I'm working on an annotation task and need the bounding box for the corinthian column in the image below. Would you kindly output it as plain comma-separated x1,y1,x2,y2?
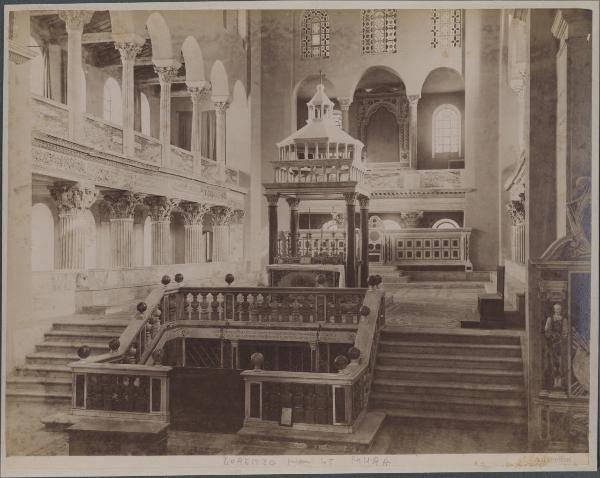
154,64,180,167
115,40,144,157
338,97,352,133
58,10,93,140
213,98,229,180
103,191,144,268
145,196,180,265
407,94,420,169
180,202,209,263
210,206,234,262
50,182,98,269
188,82,211,158
229,209,246,262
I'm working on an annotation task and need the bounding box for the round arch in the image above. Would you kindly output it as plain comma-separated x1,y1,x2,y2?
431,218,460,229
292,74,338,131
419,67,464,96
32,203,55,271
146,13,173,61
181,36,206,84
210,60,229,99
349,65,406,99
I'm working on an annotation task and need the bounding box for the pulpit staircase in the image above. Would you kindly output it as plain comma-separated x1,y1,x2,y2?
5,313,130,401
369,327,527,425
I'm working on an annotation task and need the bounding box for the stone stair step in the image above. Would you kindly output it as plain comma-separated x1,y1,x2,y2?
380,331,520,345
374,365,523,385
375,408,526,425
15,364,72,379
6,375,72,394
5,389,71,402
36,341,108,355
376,352,523,370
44,330,120,343
369,391,525,408
25,352,79,366
80,303,136,315
52,320,129,334
378,341,522,358
370,398,526,418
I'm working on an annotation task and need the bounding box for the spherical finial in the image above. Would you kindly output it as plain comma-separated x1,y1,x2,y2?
334,354,349,372
108,338,120,352
347,346,361,361
360,305,371,317
225,273,235,286
77,345,91,359
174,273,184,283
161,275,171,286
137,302,148,314
250,352,265,370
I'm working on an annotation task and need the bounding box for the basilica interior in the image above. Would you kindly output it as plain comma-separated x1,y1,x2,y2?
4,7,593,457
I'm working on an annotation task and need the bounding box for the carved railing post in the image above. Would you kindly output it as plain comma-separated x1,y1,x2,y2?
50,182,98,269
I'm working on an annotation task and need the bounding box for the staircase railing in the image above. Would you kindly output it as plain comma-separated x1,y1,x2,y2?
240,289,385,431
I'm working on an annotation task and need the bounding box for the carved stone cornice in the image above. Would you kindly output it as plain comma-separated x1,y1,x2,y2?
398,211,424,228
8,40,38,65
103,190,144,219
115,41,143,63
145,196,180,222
49,182,98,215
154,65,180,85
58,10,94,32
209,205,235,226
179,201,210,226
286,197,301,210
370,189,471,199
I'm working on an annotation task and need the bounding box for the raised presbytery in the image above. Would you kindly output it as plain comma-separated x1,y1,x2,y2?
4,7,593,456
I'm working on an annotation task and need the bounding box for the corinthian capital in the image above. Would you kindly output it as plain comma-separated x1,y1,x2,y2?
145,196,180,222
154,65,180,85
398,211,423,228
209,205,235,226
188,81,211,103
115,41,144,63
103,191,144,219
338,97,353,111
58,10,94,32
180,201,210,226
407,94,421,107
49,182,98,215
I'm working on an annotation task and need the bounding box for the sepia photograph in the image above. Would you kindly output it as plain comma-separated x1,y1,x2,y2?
1,1,597,475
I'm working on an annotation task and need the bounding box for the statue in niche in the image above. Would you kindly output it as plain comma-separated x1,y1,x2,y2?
566,176,591,257
544,303,569,390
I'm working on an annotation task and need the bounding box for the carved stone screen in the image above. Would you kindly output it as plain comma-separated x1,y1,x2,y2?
430,9,462,48
362,10,397,54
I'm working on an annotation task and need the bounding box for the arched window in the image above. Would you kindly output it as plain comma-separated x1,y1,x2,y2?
140,92,151,135
103,77,122,125
361,10,397,54
432,104,461,157
432,218,460,229
301,10,330,59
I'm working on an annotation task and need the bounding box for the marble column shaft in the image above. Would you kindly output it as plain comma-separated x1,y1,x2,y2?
104,191,143,268
210,205,234,262
338,98,352,133
359,197,370,288
287,198,300,256
59,11,93,140
408,95,420,169
214,99,229,179
155,65,179,167
266,195,279,264
180,201,209,263
345,193,357,288
116,41,143,157
146,196,179,265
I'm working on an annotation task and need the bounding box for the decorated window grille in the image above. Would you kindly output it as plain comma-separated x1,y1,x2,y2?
301,10,330,59
432,105,461,157
430,9,462,48
362,10,397,54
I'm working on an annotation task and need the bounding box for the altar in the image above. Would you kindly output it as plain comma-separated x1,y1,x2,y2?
266,264,346,288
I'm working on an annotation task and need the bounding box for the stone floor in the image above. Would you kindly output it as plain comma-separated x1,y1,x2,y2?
383,281,485,328
5,400,527,456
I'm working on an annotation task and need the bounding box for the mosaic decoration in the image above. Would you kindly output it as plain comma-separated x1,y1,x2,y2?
301,10,330,59
430,9,462,48
362,10,397,54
